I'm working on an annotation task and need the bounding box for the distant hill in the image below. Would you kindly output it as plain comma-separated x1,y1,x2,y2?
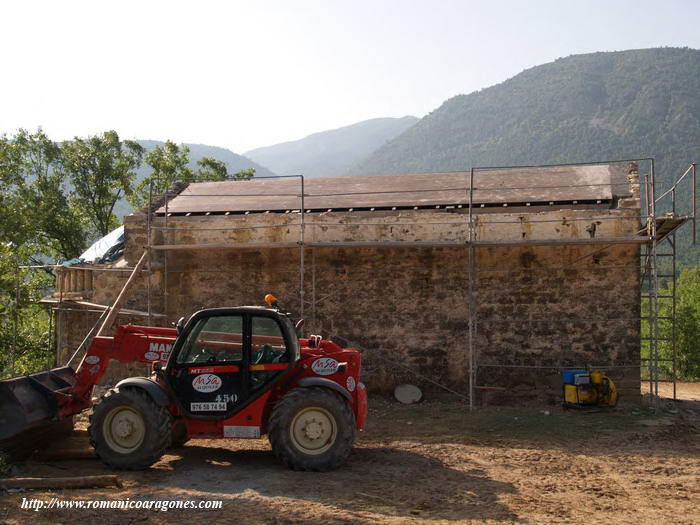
135,140,275,179
352,48,700,181
114,141,275,217
244,116,419,178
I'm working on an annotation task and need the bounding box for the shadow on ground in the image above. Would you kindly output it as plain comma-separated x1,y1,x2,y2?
158,443,520,522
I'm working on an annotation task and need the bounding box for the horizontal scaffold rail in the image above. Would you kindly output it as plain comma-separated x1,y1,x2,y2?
148,236,653,251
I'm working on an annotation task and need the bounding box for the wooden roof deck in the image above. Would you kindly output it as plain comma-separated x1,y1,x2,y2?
156,164,633,215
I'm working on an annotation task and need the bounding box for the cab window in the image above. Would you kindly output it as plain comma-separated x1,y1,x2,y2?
251,316,288,365
176,315,244,364
250,316,288,390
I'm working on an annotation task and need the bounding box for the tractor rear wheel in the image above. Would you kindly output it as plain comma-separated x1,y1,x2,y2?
268,387,355,471
88,386,172,470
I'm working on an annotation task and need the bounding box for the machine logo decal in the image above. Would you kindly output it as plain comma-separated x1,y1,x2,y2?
149,342,172,362
190,402,227,411
346,376,356,392
192,373,222,393
84,355,100,365
311,357,339,376
144,351,160,361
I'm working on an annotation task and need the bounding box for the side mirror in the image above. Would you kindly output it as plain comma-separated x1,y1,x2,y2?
176,316,186,336
150,360,162,374
294,319,305,338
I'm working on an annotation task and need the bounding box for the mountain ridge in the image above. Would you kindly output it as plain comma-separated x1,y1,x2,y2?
351,47,700,179
244,116,418,178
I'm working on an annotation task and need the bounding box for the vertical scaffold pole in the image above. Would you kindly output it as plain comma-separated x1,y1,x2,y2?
468,168,475,411
312,247,316,332
299,176,305,327
147,181,153,326
11,266,20,377
671,187,677,401
693,163,697,244
164,185,169,320
649,159,659,403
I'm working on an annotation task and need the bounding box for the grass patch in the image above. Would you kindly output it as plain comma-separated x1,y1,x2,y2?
366,399,657,446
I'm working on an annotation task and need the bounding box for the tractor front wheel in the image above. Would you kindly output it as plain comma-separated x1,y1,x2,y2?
169,418,189,449
268,387,355,471
89,387,172,470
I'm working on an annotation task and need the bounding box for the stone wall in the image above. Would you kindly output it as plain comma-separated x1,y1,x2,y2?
150,243,639,402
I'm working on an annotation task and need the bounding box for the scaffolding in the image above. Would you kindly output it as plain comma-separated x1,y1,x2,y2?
130,159,695,409
16,159,694,409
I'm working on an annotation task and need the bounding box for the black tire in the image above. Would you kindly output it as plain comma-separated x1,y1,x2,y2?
169,418,189,449
88,386,172,470
268,387,356,471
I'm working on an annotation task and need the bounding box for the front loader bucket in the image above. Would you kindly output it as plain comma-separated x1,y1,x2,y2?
0,367,77,457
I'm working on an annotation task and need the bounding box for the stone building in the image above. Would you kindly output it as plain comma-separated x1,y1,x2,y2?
51,162,678,404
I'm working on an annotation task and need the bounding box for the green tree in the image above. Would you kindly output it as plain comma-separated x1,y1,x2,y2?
0,133,31,247
645,266,700,381
61,130,144,236
657,267,700,380
129,141,192,208
129,141,255,208
0,129,88,260
196,159,255,181
196,156,228,180
0,242,53,378
229,167,255,180
0,130,78,377
13,129,88,259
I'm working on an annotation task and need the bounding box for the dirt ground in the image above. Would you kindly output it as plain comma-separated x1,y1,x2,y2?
1,383,698,525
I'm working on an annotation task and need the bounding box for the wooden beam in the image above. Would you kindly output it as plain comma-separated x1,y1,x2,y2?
150,242,300,251
39,298,165,318
149,236,653,251
97,251,148,336
69,300,165,318
40,449,97,461
0,475,122,490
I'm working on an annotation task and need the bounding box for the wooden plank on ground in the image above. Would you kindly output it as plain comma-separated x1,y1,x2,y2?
0,475,123,490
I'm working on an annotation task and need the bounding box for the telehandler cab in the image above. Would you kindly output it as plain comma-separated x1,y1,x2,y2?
0,295,367,471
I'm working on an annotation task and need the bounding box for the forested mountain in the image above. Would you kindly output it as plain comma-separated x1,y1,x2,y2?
352,47,700,267
244,116,418,178
353,48,700,183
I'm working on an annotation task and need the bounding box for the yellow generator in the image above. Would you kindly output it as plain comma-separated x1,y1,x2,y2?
562,369,618,409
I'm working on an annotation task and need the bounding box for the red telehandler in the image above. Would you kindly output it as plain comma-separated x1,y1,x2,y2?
0,295,367,471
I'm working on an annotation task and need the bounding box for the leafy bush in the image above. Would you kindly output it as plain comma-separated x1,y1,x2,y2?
0,244,54,379
643,265,700,381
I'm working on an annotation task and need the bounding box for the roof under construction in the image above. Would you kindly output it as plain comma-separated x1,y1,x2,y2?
156,163,634,216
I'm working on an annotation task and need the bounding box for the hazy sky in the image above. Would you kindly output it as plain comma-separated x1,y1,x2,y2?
2,0,699,153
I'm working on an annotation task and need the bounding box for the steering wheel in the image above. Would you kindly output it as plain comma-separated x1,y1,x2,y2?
192,347,216,363
252,344,274,365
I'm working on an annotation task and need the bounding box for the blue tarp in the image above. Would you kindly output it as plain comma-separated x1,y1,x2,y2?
79,226,125,263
